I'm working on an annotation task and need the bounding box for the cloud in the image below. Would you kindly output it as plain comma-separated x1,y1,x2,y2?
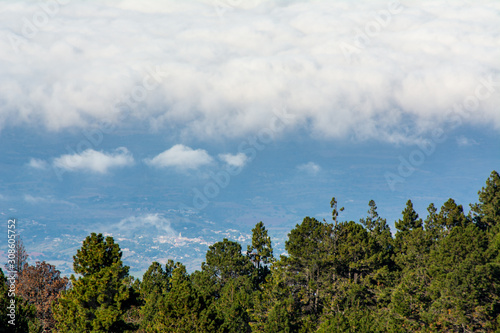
456,135,478,147
297,162,321,175
219,152,249,168
0,0,499,143
24,194,76,207
107,214,176,238
145,144,213,170
28,158,49,170
53,147,134,174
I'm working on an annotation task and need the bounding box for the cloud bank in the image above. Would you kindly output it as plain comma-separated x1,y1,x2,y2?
1,0,499,143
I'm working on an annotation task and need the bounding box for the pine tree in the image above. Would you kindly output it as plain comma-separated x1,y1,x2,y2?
424,203,440,237
148,263,207,332
283,216,335,328
360,200,394,272
216,278,252,333
193,239,255,332
426,223,499,331
139,261,171,332
203,238,254,288
395,200,422,233
394,200,427,269
53,233,138,332
360,200,379,232
250,261,297,332
437,198,468,231
247,221,274,286
330,197,344,226
471,170,500,232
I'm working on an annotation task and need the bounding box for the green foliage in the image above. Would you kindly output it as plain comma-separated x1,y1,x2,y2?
250,262,297,332
204,238,255,288
144,263,207,332
438,198,469,230
191,238,256,332
0,268,38,333
247,221,274,285
395,199,422,233
472,170,500,232
73,232,124,276
20,170,500,333
139,261,171,331
330,196,344,225
426,223,499,331
284,217,334,321
317,307,380,333
53,233,138,332
334,221,373,280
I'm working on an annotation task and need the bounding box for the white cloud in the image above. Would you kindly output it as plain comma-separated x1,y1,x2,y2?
297,162,321,175
28,158,48,170
0,0,499,143
24,194,76,206
145,144,213,170
108,214,176,238
456,135,478,147
219,152,249,168
53,147,134,174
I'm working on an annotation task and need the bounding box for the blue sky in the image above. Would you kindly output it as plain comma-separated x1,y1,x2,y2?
0,0,499,275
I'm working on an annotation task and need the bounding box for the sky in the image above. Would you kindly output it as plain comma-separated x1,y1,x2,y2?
0,0,499,275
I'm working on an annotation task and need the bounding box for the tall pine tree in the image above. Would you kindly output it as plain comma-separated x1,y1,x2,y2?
53,233,138,332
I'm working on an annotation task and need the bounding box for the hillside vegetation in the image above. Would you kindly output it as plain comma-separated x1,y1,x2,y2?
2,171,500,332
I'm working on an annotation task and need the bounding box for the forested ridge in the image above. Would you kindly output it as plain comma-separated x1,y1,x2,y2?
2,170,500,332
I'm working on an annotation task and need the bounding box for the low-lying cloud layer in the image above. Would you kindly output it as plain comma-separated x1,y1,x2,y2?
1,0,499,143
106,213,177,238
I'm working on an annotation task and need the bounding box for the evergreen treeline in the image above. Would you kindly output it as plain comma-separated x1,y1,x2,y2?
2,170,500,332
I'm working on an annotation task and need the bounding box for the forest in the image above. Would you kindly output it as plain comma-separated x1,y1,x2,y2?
1,170,500,333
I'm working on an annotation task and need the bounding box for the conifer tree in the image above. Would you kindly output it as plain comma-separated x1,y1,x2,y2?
394,200,427,269
283,216,335,328
330,197,344,226
360,199,379,232
152,263,207,332
395,199,422,233
247,221,274,286
437,198,468,231
203,238,254,288
192,239,255,331
360,200,394,272
139,261,171,331
471,170,500,232
53,233,138,332
424,203,440,235
426,223,499,331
